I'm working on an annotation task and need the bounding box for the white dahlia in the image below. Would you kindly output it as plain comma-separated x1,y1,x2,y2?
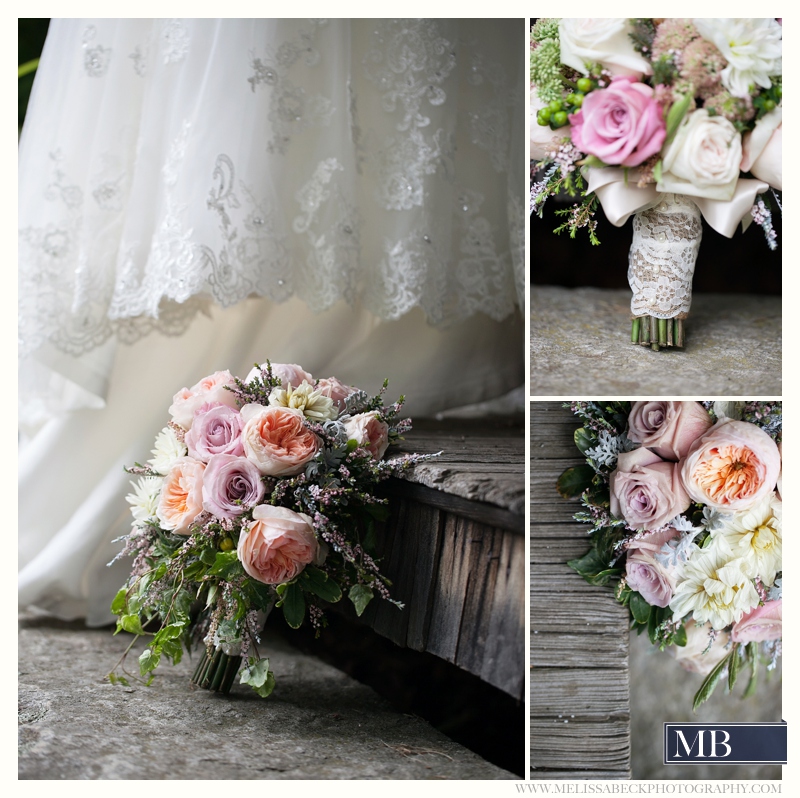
149,426,187,474
126,476,164,523
268,380,336,421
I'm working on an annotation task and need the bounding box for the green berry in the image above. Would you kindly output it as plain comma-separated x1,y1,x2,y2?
220,537,234,551
572,92,584,108
764,99,776,111
548,99,562,113
537,107,552,125
565,93,576,105
553,110,568,127
775,85,782,99
577,77,593,93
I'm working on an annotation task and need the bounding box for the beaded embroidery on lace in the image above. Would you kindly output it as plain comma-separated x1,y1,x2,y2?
19,20,522,362
628,194,703,319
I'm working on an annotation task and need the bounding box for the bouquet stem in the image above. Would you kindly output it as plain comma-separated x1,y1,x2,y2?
191,647,242,694
633,315,685,350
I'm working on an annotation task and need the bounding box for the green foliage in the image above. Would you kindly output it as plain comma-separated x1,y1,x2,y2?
240,658,276,698
556,464,595,498
349,584,374,617
664,94,693,146
299,567,342,603
280,582,306,628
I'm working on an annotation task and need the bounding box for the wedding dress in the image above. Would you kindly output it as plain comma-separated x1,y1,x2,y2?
19,19,525,624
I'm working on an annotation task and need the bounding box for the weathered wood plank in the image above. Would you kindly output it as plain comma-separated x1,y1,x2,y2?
531,632,628,669
531,668,630,719
426,515,473,664
530,402,631,779
478,530,526,697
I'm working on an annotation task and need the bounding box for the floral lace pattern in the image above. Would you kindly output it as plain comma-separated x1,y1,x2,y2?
20,19,523,364
628,194,703,319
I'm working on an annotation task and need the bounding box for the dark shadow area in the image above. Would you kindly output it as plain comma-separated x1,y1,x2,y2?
269,610,525,777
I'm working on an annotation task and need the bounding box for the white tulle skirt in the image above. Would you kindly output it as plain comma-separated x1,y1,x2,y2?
19,18,525,624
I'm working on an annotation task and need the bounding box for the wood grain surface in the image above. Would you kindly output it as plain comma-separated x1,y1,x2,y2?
530,402,631,779
334,417,526,699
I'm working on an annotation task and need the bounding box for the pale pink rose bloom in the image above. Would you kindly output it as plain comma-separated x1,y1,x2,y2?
238,505,319,585
731,600,782,644
156,457,206,534
673,621,730,676
625,527,682,608
241,404,320,476
610,448,691,530
245,363,313,390
316,376,356,412
185,403,244,462
569,76,666,167
169,370,239,430
344,411,390,460
741,110,782,190
680,419,781,512
627,401,713,461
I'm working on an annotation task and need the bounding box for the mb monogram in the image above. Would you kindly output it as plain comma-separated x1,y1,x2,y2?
664,722,787,765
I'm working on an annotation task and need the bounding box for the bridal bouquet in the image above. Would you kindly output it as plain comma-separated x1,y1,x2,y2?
558,401,781,709
531,19,782,350
109,362,436,697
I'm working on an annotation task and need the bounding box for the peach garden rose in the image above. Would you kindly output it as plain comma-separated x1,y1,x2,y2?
241,404,320,476
156,457,206,534
238,505,319,585
680,419,781,512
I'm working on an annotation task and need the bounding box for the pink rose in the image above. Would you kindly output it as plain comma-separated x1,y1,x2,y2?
569,76,666,167
344,411,390,460
185,403,244,463
202,454,265,519
238,505,319,585
625,527,682,608
169,370,239,430
627,401,713,461
241,404,320,476
245,363,313,390
673,621,730,676
610,448,691,530
731,600,782,644
156,457,206,534
316,377,357,413
680,419,781,512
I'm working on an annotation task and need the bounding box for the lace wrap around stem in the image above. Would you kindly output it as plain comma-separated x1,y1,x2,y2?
628,193,702,320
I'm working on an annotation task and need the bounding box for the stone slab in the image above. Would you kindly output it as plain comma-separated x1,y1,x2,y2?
18,614,515,780
531,287,781,395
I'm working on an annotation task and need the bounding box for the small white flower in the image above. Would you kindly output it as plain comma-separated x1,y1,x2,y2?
149,426,187,474
126,476,163,523
694,18,782,98
670,546,759,630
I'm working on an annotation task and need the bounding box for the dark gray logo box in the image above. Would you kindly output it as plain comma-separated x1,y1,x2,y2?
664,721,787,765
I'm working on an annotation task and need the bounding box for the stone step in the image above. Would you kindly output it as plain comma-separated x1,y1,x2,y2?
18,613,516,780
531,286,781,395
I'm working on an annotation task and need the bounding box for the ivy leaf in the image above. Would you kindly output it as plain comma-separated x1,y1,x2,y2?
673,624,687,647
629,591,651,625
281,582,306,629
111,588,128,616
119,614,145,636
199,547,218,566
240,658,276,698
567,548,622,587
693,650,733,712
556,464,594,498
349,584,374,617
207,550,242,579
139,648,161,676
300,567,342,603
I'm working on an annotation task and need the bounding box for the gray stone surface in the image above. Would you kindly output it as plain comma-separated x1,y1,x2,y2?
18,614,515,780
531,287,781,395
629,630,782,781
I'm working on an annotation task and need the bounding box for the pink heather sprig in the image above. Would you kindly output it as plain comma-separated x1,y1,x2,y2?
548,140,583,180
751,199,777,251
168,420,186,444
